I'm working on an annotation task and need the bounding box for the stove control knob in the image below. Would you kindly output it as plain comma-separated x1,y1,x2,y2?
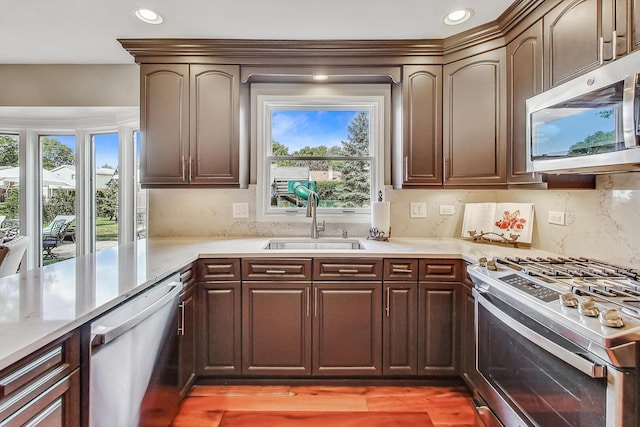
486,260,498,271
560,293,579,308
578,299,600,317
599,309,625,328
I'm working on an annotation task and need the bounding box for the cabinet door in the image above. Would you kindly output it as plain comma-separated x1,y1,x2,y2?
197,281,241,375
140,64,190,186
506,21,544,185
178,284,196,397
544,0,603,89
383,282,417,375
402,65,443,186
313,282,382,376
418,282,460,376
443,48,507,186
190,65,240,185
242,282,312,375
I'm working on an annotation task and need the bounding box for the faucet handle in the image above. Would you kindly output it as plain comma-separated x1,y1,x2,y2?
318,220,326,232
342,230,348,239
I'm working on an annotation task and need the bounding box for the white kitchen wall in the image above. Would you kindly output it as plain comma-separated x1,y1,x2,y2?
149,172,640,267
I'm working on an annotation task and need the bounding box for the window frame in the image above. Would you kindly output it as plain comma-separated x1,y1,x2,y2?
253,83,389,223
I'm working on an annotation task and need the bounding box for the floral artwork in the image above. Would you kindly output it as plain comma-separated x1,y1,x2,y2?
495,210,527,231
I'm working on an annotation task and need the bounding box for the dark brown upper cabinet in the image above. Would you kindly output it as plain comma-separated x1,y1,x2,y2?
543,0,603,89
506,21,544,185
140,64,240,188
402,65,443,186
443,48,507,187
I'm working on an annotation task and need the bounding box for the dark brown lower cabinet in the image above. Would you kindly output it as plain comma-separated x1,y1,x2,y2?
418,282,460,376
198,281,242,375
242,282,312,375
383,282,418,375
0,331,81,427
313,282,382,376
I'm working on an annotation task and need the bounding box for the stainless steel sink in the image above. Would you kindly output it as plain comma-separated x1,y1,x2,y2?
264,238,365,250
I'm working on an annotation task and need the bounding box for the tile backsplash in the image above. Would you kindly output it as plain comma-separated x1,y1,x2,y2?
149,173,640,267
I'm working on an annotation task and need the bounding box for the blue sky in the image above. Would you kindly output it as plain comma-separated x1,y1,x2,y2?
47,133,121,169
533,108,616,156
271,110,365,151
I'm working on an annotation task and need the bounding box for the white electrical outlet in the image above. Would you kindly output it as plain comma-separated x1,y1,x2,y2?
548,210,565,226
410,202,427,218
439,205,455,216
232,202,249,219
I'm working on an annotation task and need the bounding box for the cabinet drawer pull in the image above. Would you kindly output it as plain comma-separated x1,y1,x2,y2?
181,156,186,181
265,270,286,274
338,269,359,274
189,156,193,181
599,36,605,65
392,269,413,274
404,156,409,182
306,288,310,318
612,30,617,60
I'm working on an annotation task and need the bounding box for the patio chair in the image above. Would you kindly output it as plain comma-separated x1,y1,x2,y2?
42,219,69,259
0,235,30,277
42,215,75,234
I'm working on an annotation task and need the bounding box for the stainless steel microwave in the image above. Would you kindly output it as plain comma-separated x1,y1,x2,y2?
526,50,640,174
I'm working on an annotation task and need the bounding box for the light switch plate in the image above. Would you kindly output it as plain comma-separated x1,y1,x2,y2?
439,205,455,215
232,202,249,219
410,202,427,218
548,210,565,225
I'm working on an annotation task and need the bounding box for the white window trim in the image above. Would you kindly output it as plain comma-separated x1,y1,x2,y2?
252,83,390,223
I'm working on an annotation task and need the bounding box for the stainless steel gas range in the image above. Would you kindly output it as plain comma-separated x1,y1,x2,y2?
468,256,640,427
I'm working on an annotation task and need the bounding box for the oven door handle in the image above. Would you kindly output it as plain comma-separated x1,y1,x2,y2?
477,291,608,379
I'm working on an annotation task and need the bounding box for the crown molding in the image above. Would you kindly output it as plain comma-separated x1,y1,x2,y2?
119,0,544,63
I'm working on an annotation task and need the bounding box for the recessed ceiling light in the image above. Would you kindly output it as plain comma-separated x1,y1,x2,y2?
444,9,473,25
134,8,163,25
312,74,329,81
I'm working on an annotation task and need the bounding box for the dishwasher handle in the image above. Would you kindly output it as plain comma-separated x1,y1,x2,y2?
91,280,181,349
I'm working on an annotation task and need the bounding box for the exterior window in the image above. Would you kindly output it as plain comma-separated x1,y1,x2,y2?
0,134,21,232
135,130,147,239
41,134,76,265
93,133,119,252
255,84,388,223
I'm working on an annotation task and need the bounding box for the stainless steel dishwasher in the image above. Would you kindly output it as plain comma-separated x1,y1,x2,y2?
89,274,182,427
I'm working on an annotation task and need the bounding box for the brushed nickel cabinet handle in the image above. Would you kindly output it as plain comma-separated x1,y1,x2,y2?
178,301,185,336
612,30,617,60
404,156,409,182
314,287,318,317
265,270,286,274
338,269,359,274
599,36,605,65
181,156,186,181
189,156,193,181
392,268,413,274
386,287,390,317
306,288,310,317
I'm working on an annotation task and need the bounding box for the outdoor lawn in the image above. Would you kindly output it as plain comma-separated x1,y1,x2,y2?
96,217,118,241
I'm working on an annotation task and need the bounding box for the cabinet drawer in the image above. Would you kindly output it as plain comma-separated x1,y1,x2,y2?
313,258,382,280
197,259,241,281
242,258,312,281
418,259,462,281
0,330,79,421
383,259,418,281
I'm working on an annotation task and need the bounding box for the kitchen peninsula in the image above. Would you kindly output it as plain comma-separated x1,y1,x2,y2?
0,236,555,424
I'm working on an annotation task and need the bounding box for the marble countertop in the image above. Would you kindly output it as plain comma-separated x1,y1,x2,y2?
0,236,557,371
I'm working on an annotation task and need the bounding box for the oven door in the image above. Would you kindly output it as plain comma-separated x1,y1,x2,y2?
473,288,632,427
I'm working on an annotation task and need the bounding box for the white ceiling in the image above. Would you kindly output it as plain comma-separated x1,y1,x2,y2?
1,0,515,64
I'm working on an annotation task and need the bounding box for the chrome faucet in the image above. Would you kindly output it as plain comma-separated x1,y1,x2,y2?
305,191,325,239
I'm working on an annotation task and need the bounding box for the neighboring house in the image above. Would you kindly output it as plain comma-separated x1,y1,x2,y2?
50,165,76,184
51,165,116,190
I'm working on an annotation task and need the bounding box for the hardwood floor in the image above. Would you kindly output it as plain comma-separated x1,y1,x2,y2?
171,385,476,426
